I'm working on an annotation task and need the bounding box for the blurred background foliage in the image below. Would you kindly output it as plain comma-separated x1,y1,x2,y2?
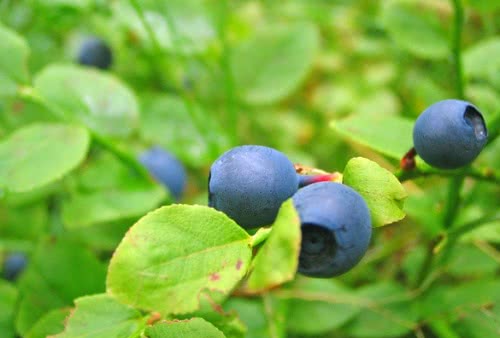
0,0,499,337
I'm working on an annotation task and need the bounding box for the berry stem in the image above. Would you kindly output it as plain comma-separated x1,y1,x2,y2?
297,173,342,187
400,147,416,171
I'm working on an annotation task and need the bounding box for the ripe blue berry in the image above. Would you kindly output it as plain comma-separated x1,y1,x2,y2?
78,37,113,70
139,146,187,201
292,182,372,278
413,99,488,169
2,253,27,281
209,145,299,229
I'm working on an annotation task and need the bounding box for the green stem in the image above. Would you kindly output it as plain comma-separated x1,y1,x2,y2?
442,175,465,229
451,0,465,100
217,0,238,144
415,0,467,289
434,212,500,265
486,112,500,145
17,86,151,181
428,319,461,338
128,0,172,90
395,166,499,184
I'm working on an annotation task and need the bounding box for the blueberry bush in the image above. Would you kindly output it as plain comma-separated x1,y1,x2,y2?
1,1,499,338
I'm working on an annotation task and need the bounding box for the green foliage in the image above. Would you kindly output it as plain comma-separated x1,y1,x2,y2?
106,205,252,315
0,123,90,192
343,157,407,227
0,1,499,337
52,294,146,338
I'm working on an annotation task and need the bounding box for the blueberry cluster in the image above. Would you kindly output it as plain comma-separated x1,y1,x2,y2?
208,145,372,278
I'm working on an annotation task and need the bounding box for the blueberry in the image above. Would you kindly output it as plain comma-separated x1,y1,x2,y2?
78,37,113,70
2,253,27,281
209,145,299,229
413,99,488,169
292,182,372,278
139,146,187,201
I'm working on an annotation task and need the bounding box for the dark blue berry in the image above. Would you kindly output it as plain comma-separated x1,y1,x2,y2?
78,37,113,70
3,253,27,281
139,146,187,201
413,99,488,169
209,145,299,229
292,182,372,278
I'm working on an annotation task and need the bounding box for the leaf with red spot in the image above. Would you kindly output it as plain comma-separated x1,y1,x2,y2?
106,205,252,315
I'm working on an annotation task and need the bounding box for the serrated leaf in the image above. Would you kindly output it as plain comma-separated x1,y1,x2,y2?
106,205,252,315
343,157,407,227
62,187,166,229
244,200,300,293
34,65,139,136
15,239,106,336
231,22,319,105
0,281,18,338
52,294,146,338
331,115,414,159
342,282,419,338
25,308,71,338
0,23,30,96
285,277,361,335
144,318,226,338
0,123,90,193
380,0,449,59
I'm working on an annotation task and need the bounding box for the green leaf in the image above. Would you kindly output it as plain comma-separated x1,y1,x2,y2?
66,219,134,251
0,123,90,193
106,205,252,315
243,200,300,293
331,115,414,160
380,0,449,59
34,65,139,136
343,157,407,227
285,277,361,336
0,23,30,96
15,238,106,336
144,318,226,338
420,279,500,320
455,305,500,338
0,281,18,338
62,187,166,229
37,0,93,10
0,203,48,241
231,22,319,105
460,221,500,243
464,38,500,85
342,282,419,338
25,308,71,338
52,294,146,338
447,244,499,277
224,296,287,338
